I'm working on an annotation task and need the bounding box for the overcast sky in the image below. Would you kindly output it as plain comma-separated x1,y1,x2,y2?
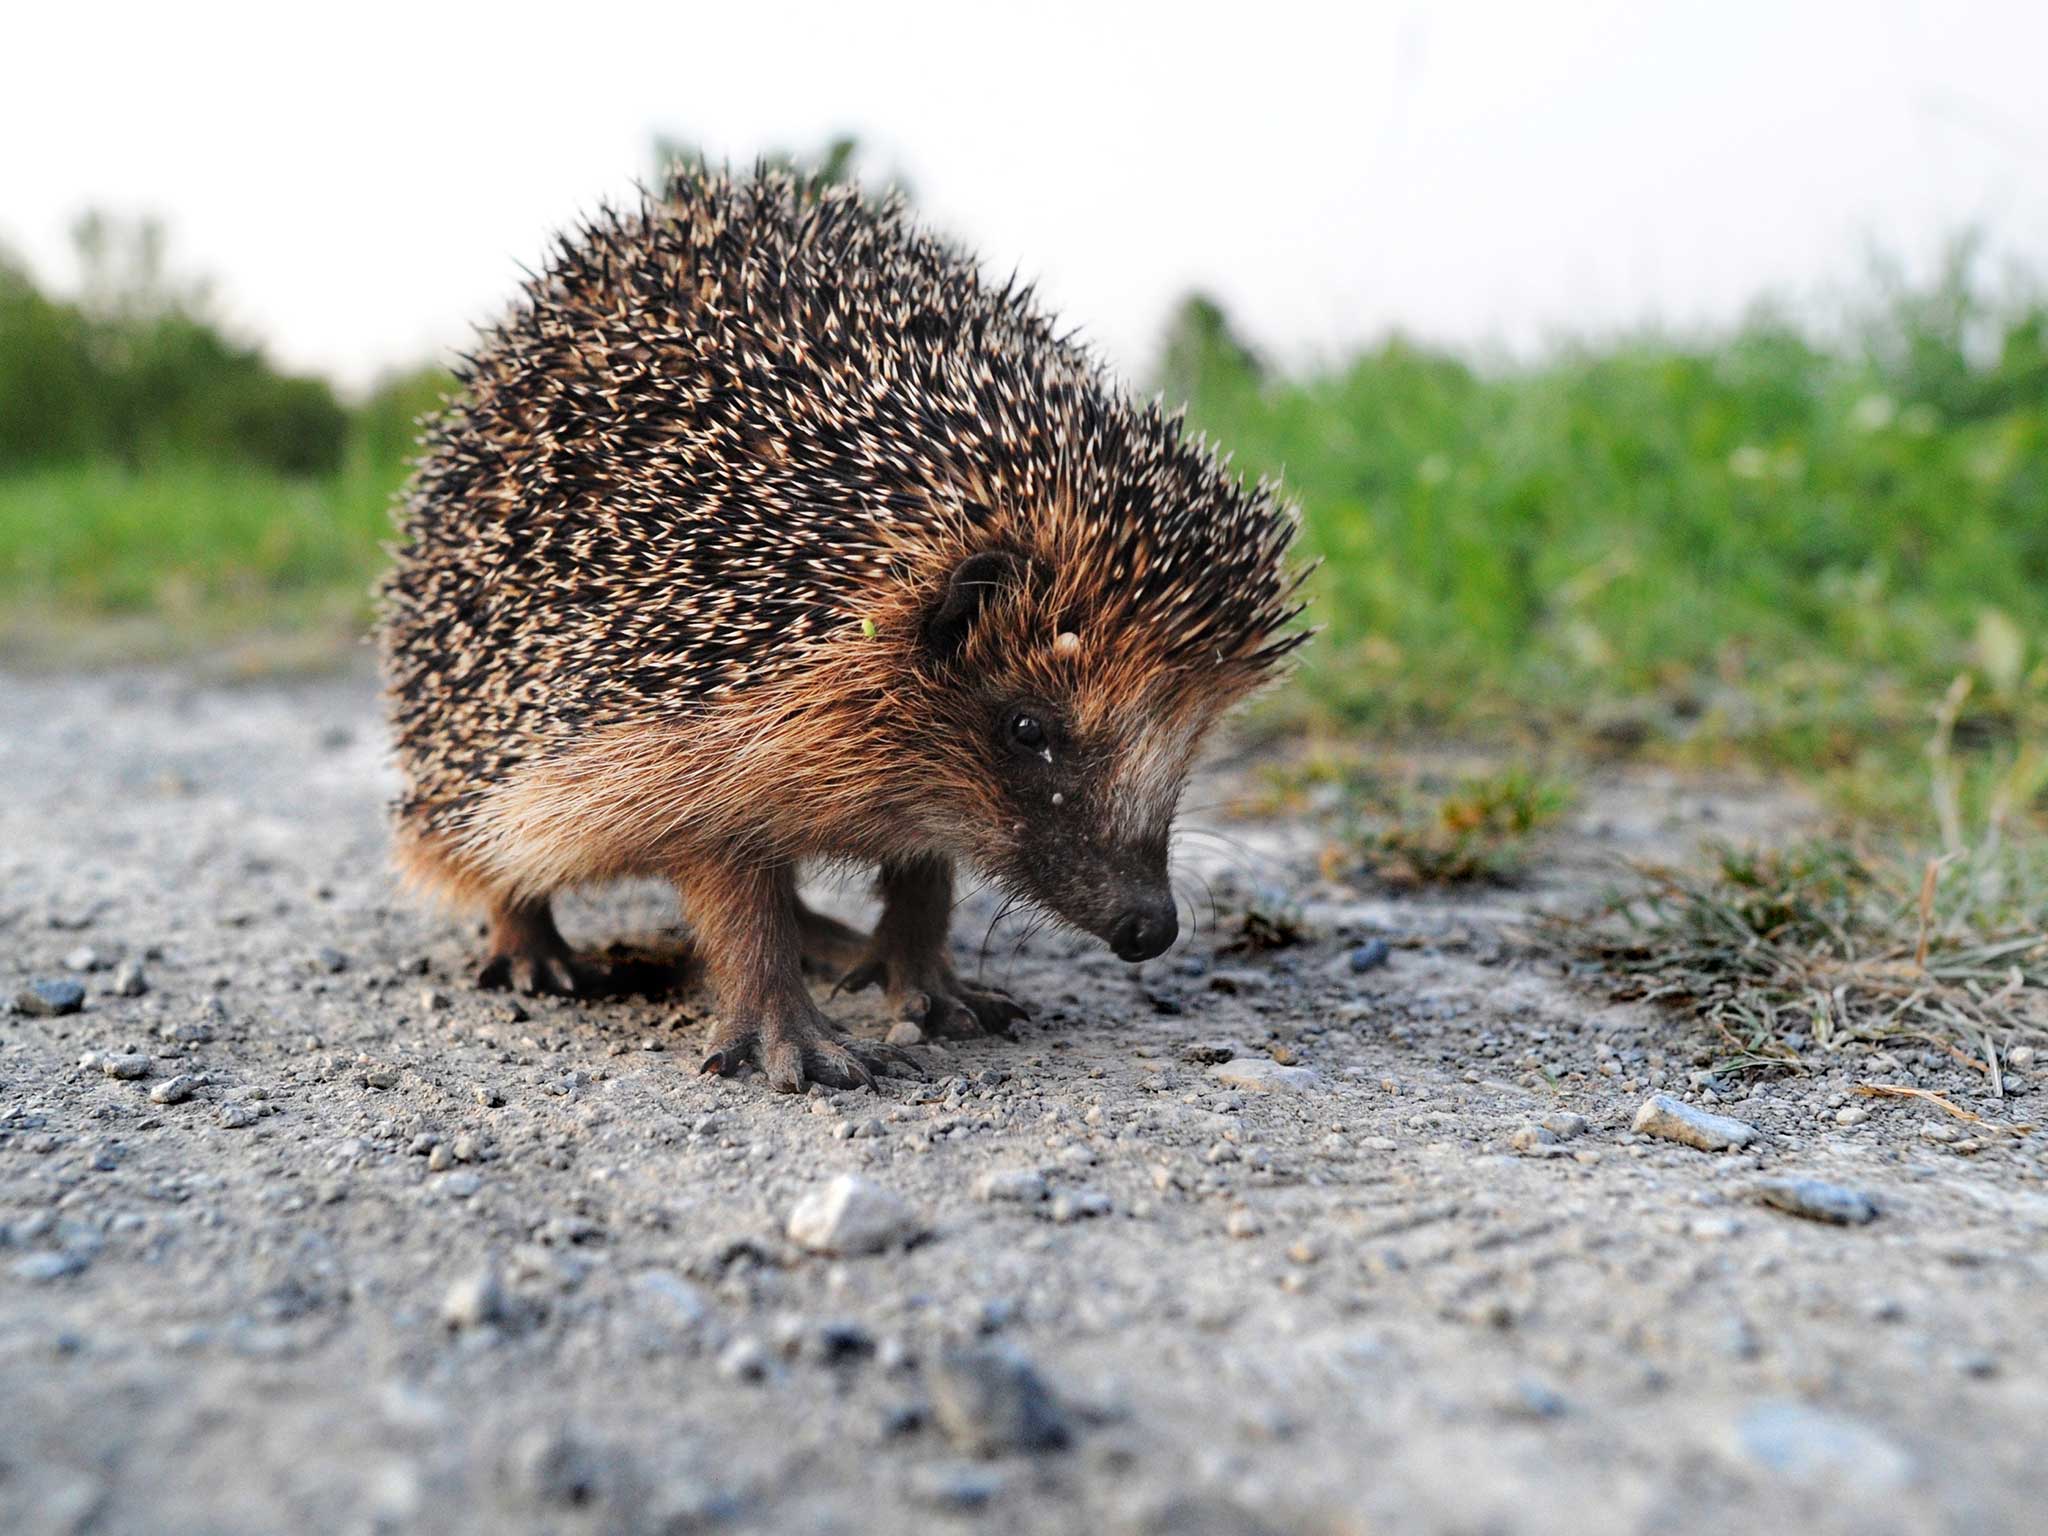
8,0,2045,390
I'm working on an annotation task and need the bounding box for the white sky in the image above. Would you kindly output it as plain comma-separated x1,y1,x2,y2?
8,0,2045,391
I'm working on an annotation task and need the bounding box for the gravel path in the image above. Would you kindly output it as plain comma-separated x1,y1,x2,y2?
3,667,2044,1536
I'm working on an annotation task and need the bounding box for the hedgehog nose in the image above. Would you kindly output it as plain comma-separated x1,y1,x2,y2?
1109,899,1179,962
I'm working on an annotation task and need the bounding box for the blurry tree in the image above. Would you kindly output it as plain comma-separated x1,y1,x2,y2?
1153,292,1262,410
0,213,348,475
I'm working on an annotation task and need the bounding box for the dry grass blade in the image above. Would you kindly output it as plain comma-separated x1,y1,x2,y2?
1852,1081,2035,1135
1560,837,2048,1078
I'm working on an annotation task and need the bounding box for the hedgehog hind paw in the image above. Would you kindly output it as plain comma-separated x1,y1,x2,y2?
841,956,1032,1039
476,945,596,997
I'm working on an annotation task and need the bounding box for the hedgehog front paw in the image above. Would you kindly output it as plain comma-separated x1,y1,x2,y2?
698,1005,914,1094
838,953,1031,1039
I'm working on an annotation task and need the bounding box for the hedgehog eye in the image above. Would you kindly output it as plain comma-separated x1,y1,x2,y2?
1009,713,1045,749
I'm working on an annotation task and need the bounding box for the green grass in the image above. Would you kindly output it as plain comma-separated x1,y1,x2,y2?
1161,270,2048,824
0,457,393,640
1184,325,2045,724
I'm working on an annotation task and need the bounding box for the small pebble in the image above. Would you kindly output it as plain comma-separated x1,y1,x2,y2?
974,1169,1049,1204
1209,1058,1322,1094
718,1335,771,1382
148,1074,198,1105
17,979,86,1017
1224,1209,1264,1240
218,1103,260,1129
100,1053,151,1081
110,962,149,997
1348,938,1392,974
886,1021,925,1046
1754,1177,1879,1226
787,1175,923,1256
1048,1190,1112,1223
907,1462,1005,1510
1632,1093,1757,1152
928,1345,1073,1456
12,1252,89,1283
441,1263,510,1329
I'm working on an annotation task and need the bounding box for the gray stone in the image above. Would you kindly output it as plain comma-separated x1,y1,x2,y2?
1632,1093,1757,1151
1348,938,1393,973
502,1425,605,1508
110,961,149,997
717,1335,770,1382
974,1168,1049,1204
1756,1178,1879,1226
218,1103,259,1129
907,1461,1006,1510
928,1345,1073,1456
786,1174,923,1256
1049,1189,1112,1223
100,1052,151,1080
628,1270,709,1331
1209,1058,1322,1094
12,1251,88,1283
148,1074,199,1105
17,979,86,1016
1502,1376,1570,1420
441,1263,511,1329
1728,1400,1915,1490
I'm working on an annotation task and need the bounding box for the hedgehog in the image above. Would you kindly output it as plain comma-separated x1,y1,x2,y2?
378,166,1308,1093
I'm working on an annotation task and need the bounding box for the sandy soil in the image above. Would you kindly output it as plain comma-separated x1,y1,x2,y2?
2,666,2044,1536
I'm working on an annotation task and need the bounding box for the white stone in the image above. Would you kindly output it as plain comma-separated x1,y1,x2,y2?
973,1169,1049,1204
1209,1058,1322,1093
786,1174,923,1256
1632,1093,1756,1151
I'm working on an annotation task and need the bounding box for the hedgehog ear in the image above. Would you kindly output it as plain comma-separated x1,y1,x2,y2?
924,550,1024,666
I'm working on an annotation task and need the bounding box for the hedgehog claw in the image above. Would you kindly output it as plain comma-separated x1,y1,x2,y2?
698,1009,901,1093
477,948,591,996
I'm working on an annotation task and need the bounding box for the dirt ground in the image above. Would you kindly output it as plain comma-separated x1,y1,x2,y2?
3,665,2044,1536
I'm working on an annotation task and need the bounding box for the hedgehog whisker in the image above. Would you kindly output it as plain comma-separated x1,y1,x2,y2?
978,891,1025,979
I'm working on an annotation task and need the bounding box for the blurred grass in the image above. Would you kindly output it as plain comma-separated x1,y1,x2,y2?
1159,248,2048,824
0,457,391,625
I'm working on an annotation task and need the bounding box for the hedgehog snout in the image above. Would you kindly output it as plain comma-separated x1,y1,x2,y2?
1108,896,1179,962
